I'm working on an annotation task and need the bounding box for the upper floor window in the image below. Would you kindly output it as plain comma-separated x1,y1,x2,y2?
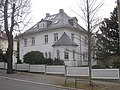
31,37,35,46
44,35,48,43
24,39,27,47
54,33,58,42
71,33,74,41
64,51,69,60
56,50,60,59
39,22,46,29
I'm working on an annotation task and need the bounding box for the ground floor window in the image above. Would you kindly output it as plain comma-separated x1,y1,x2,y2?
49,52,51,58
56,50,60,59
64,51,69,60
83,52,87,61
45,52,47,58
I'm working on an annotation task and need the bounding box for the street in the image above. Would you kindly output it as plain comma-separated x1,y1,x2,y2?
0,76,68,90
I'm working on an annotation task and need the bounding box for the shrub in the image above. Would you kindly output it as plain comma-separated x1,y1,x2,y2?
2,54,7,62
92,65,109,69
53,59,64,65
23,51,45,64
45,58,54,65
0,52,7,62
112,60,120,68
17,59,22,64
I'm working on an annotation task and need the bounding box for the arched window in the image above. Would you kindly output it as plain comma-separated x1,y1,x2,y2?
49,52,51,59
45,52,47,58
56,50,60,59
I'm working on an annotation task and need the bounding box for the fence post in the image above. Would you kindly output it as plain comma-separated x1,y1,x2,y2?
44,64,47,74
16,63,17,70
64,65,67,76
4,62,5,69
28,64,30,72
15,63,16,70
119,68,120,82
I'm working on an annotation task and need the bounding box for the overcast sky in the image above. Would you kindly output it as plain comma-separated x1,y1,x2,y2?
31,0,116,28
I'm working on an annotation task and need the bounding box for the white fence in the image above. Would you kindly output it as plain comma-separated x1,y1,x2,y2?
66,67,89,76
29,65,45,73
0,62,120,80
46,65,65,74
92,69,119,79
0,62,5,68
0,62,15,69
16,64,29,71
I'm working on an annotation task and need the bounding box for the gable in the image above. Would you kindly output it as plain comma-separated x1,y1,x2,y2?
52,32,78,47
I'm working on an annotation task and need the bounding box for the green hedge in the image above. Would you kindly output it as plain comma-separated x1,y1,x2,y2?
23,51,64,65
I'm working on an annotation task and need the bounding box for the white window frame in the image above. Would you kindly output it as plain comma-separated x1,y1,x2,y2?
24,39,27,47
71,33,74,41
56,50,60,59
49,52,51,59
54,33,58,42
73,50,75,60
44,35,48,43
45,52,47,58
64,51,69,60
83,52,88,61
31,37,35,46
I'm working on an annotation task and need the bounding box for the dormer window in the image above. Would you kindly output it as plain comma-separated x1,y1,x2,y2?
73,19,78,27
54,20,59,24
69,17,78,28
46,15,56,20
39,22,46,29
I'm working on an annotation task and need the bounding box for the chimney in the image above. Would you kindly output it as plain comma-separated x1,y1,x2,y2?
59,9,64,13
46,13,50,17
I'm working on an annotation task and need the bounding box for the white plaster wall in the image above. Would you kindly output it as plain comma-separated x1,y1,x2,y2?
19,27,96,66
19,28,67,60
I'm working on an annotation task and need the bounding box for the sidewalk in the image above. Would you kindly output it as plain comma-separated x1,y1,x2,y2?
0,69,120,90
0,69,65,85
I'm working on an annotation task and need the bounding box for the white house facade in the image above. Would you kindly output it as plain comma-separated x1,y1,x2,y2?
18,9,96,66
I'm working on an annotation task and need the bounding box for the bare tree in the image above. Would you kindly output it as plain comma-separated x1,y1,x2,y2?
72,0,104,82
0,0,31,74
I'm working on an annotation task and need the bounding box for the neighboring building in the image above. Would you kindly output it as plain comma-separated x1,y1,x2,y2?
18,9,96,66
0,31,17,63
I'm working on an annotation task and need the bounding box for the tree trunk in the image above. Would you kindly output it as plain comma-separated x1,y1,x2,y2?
86,0,92,83
4,0,15,74
7,34,14,74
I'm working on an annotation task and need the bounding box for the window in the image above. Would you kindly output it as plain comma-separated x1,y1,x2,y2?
54,20,59,24
73,50,75,60
83,52,88,61
56,50,60,59
49,52,51,58
24,39,27,47
64,51,69,60
44,35,48,43
42,23,45,27
71,33,74,41
39,22,46,29
45,52,47,58
31,37,35,46
54,33,58,42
